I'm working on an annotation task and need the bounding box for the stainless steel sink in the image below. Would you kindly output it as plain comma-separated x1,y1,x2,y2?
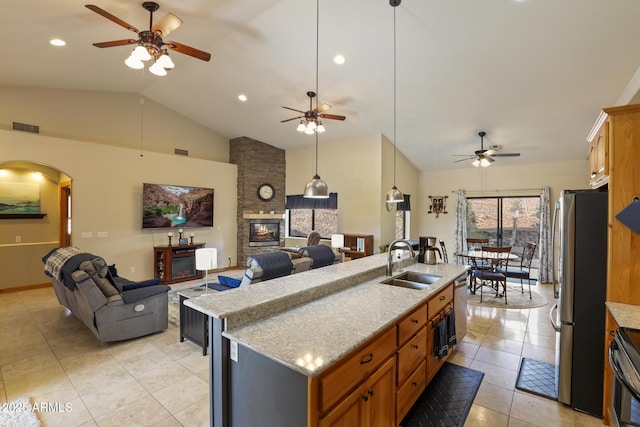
380,272,443,290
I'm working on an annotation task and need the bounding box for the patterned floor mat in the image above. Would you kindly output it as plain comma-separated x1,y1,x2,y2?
400,362,484,427
515,358,558,401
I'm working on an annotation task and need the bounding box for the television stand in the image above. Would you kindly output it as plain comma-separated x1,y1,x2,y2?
154,243,205,285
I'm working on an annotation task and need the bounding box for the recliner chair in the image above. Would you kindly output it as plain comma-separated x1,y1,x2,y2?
43,248,170,342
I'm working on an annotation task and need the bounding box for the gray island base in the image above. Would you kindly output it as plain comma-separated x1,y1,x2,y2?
185,253,468,427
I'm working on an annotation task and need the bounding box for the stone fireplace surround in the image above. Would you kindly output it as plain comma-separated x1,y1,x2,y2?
230,137,286,264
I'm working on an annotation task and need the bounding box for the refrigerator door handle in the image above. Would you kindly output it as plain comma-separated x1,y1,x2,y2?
549,303,561,332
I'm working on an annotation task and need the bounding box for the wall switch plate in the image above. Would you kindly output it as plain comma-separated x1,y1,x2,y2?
15,236,21,243
97,231,108,238
81,232,93,238
230,340,238,362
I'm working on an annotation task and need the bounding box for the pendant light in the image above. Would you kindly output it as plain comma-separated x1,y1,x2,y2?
386,0,404,204
304,0,329,199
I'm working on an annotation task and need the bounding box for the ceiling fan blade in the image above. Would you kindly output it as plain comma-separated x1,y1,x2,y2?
492,153,521,157
85,4,139,33
152,13,183,37
313,103,332,113
319,113,346,121
281,106,306,114
454,157,475,163
485,156,496,163
281,116,304,123
166,41,211,62
92,39,139,48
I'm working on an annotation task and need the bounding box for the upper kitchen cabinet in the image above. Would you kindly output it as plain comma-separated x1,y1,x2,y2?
588,111,609,188
601,103,640,304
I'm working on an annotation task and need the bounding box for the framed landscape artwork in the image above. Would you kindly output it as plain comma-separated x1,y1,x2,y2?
0,182,41,215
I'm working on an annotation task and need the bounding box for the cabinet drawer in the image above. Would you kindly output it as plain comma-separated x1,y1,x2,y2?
319,327,397,413
428,284,453,318
396,360,426,422
396,327,427,386
397,304,427,345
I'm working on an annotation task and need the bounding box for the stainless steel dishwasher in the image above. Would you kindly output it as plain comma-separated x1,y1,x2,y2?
453,273,468,340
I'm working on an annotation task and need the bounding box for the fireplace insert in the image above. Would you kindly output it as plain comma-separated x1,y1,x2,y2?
249,219,280,247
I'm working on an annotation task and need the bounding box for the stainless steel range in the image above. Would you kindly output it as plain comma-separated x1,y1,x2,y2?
609,327,640,426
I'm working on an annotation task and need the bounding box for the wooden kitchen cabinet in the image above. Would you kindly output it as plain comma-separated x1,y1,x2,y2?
319,357,395,427
588,113,609,188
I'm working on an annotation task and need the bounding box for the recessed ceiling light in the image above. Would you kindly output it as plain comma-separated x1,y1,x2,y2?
50,39,66,47
333,54,345,65
238,94,247,102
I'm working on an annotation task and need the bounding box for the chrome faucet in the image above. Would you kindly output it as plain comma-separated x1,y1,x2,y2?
386,239,416,276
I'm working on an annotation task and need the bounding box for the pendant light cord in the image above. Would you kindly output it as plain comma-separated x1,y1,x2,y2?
393,3,397,187
314,0,320,176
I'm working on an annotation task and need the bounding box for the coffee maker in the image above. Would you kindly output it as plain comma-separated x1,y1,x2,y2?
418,236,442,265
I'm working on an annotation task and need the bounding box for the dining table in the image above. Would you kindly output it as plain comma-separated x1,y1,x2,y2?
453,250,520,294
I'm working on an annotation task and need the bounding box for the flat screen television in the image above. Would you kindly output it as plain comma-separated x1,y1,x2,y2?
142,183,214,229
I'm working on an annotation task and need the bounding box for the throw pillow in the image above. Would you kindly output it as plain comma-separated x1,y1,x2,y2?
218,275,241,288
122,278,161,292
108,264,118,277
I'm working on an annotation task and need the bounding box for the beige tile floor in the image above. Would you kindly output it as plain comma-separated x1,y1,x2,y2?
0,282,604,426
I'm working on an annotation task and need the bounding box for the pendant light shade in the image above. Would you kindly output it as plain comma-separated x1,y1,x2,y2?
386,185,404,203
386,0,404,204
304,132,329,198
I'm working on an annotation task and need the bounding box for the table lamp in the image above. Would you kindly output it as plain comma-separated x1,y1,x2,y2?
331,234,345,262
196,248,217,294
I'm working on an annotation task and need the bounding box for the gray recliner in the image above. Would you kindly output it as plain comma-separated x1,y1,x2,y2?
44,249,170,342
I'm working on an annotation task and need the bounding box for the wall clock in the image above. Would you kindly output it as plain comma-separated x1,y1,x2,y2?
257,183,275,201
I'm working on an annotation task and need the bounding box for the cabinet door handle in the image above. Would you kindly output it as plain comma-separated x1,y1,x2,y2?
412,344,419,350
362,394,369,402
439,295,446,301
411,318,419,324
368,389,374,397
360,353,374,364
412,381,418,387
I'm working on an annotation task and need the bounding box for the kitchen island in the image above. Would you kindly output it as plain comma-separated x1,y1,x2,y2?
186,253,468,427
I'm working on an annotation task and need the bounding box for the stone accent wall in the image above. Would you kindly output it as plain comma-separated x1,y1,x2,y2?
230,137,286,264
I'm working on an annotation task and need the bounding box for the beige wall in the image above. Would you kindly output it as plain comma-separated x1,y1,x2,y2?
286,133,420,250
0,86,230,163
417,159,590,255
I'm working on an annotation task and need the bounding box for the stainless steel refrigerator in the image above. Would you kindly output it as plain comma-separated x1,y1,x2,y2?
551,189,607,417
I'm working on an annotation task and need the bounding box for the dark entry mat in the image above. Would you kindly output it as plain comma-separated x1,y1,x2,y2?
400,362,484,427
515,358,558,401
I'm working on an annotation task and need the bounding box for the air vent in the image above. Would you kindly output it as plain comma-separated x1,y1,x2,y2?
174,148,189,156
12,122,39,134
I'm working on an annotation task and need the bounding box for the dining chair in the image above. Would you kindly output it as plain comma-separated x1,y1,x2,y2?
472,246,512,304
465,237,490,291
439,240,449,263
500,242,536,299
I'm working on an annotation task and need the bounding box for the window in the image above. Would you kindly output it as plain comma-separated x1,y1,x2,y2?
395,210,410,240
286,193,338,239
288,209,338,238
466,195,540,258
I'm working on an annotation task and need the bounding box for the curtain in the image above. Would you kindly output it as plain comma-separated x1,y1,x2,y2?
397,194,411,211
454,189,467,265
538,187,553,283
285,193,338,210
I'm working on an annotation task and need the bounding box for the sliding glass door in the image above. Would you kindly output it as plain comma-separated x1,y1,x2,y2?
466,196,540,258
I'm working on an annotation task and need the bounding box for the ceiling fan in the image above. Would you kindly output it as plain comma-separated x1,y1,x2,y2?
453,131,521,167
85,2,211,73
281,91,346,134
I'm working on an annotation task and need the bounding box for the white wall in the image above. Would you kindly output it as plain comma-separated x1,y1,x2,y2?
0,129,237,288
417,159,590,255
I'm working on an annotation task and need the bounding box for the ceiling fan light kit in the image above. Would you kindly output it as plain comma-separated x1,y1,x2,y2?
86,2,211,77
453,131,521,167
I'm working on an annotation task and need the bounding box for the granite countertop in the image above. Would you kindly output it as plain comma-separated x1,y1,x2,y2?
606,302,640,329
185,254,467,377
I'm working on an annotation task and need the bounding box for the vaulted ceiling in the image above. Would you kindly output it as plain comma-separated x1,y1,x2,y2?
3,0,640,171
